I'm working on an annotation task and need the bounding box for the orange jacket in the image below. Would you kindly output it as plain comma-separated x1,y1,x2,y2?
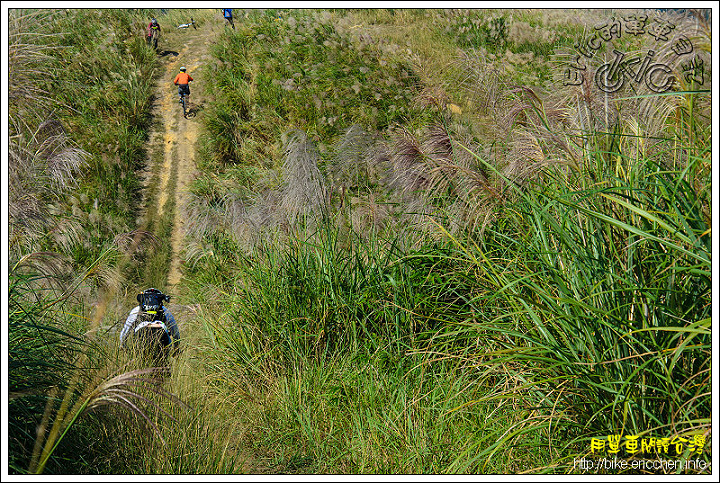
173,72,193,85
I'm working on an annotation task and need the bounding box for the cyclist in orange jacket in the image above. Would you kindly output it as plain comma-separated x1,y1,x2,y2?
173,66,193,103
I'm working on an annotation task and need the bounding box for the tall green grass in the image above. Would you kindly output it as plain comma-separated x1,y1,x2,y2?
193,82,710,472
420,83,710,471
429,147,710,470
197,143,710,473
189,224,554,473
8,253,187,475
7,7,711,475
7,8,189,474
178,8,711,474
8,8,160,271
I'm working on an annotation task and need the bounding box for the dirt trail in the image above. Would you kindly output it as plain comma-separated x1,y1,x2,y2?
149,24,218,288
139,22,269,473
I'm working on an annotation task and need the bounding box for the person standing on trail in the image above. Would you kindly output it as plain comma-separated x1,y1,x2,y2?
120,288,180,351
173,66,193,103
222,8,235,29
146,17,161,46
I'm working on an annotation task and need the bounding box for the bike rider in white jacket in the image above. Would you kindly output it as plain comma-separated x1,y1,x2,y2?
120,288,180,348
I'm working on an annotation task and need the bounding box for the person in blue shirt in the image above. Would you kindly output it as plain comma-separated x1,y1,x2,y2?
222,9,235,29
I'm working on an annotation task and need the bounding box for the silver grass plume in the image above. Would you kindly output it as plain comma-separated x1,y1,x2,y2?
496,86,580,187
349,192,390,237
29,367,190,473
8,10,61,128
9,118,89,256
386,126,431,196
328,124,380,191
420,125,500,235
454,49,506,117
279,130,329,223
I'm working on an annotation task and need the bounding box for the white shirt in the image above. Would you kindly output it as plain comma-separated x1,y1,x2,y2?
119,306,180,346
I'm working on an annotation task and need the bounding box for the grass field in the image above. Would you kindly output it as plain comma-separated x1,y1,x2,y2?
6,7,712,475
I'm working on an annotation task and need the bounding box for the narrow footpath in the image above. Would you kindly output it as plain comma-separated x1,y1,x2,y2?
150,24,217,288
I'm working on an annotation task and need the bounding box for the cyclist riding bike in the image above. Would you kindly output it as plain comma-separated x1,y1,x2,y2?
222,8,235,29
173,66,194,104
120,288,180,362
146,18,161,47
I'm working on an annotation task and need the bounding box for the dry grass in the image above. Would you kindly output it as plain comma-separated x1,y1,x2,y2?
7,10,62,123
8,120,89,259
279,129,329,223
8,9,90,259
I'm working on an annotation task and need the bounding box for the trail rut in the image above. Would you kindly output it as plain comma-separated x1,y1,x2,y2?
149,25,217,289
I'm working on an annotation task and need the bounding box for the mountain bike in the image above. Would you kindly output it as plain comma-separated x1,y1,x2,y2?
132,321,173,366
149,28,160,50
179,91,189,118
177,18,197,29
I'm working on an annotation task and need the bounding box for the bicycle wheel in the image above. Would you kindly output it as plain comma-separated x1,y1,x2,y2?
181,96,187,117
152,31,159,50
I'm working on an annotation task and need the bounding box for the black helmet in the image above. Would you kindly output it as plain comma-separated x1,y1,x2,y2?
137,288,170,310
151,18,158,24
179,66,186,72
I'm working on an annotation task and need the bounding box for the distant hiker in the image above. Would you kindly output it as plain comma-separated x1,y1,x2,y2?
173,66,194,103
146,17,161,46
222,8,235,29
120,288,180,357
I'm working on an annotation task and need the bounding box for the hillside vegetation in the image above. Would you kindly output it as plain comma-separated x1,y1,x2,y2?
7,7,712,475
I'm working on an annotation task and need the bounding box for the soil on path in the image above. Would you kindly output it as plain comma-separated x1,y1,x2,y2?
140,21,264,473
147,23,218,289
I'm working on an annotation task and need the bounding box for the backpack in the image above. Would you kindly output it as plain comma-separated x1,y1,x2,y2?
130,289,173,361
